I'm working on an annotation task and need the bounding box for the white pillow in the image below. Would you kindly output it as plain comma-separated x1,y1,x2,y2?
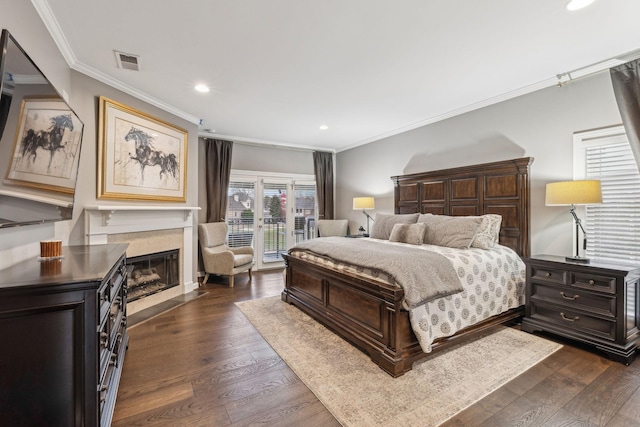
470,214,502,249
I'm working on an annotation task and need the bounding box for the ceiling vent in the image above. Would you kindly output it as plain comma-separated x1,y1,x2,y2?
114,51,141,71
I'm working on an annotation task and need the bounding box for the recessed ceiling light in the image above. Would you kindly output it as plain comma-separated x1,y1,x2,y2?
566,0,596,11
194,84,210,93
319,125,328,130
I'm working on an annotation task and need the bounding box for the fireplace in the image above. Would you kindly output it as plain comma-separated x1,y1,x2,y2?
84,205,200,315
127,249,180,302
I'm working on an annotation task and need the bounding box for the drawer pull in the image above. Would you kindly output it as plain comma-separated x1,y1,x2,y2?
545,272,552,278
560,312,579,322
588,279,595,285
560,292,580,301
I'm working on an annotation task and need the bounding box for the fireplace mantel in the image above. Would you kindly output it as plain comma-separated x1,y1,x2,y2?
84,205,201,306
84,205,199,237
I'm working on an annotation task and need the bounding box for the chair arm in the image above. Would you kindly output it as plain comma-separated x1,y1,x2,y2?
229,246,254,256
201,247,235,275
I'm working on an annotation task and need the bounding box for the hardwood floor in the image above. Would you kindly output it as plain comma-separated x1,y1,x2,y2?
113,270,640,426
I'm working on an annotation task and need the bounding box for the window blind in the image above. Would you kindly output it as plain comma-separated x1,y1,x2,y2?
226,181,255,248
584,141,640,263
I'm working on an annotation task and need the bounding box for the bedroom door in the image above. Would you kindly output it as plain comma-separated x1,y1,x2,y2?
227,172,316,270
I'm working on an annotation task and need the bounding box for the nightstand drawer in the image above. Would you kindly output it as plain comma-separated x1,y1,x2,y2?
571,272,616,294
530,282,616,316
530,265,567,285
529,301,616,341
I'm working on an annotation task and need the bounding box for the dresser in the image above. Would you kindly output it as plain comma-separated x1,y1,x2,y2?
521,255,640,364
0,244,129,426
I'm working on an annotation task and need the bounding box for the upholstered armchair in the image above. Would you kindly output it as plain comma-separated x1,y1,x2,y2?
199,222,254,287
316,219,349,237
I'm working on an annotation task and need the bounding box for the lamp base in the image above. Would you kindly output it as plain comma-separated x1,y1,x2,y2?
566,256,590,264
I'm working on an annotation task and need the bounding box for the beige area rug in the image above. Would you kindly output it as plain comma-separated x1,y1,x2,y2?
236,296,562,427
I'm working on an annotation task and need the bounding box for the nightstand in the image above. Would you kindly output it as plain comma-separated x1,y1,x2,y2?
521,255,640,364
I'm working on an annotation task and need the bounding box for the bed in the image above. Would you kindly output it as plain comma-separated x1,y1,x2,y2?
281,157,534,377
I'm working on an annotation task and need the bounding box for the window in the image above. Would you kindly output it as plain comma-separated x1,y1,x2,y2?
574,126,640,263
226,180,255,248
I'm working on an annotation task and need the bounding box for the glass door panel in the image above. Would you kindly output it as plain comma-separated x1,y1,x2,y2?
260,181,288,267
226,180,256,249
293,181,316,244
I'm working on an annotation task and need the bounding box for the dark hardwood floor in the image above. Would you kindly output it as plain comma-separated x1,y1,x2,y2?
113,270,640,426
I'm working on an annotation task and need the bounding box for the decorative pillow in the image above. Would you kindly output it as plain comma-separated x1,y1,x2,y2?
418,214,483,249
389,223,426,245
369,213,419,240
471,214,502,249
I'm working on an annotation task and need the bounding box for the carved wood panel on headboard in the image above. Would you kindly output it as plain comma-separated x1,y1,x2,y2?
391,157,534,257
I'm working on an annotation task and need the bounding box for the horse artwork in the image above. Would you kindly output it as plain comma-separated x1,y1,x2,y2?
98,96,187,201
121,126,180,188
18,113,75,174
5,98,84,194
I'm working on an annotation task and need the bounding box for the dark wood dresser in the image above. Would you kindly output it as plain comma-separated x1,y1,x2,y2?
0,244,129,426
521,254,640,364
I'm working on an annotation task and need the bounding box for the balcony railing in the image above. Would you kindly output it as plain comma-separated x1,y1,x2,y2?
226,217,316,260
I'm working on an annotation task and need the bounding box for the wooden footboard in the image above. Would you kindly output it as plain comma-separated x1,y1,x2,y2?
282,254,524,377
281,253,423,376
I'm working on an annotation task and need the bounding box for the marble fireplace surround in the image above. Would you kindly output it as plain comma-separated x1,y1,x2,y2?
84,205,200,314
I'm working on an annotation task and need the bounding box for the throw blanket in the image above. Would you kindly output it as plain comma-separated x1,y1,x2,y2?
289,237,462,308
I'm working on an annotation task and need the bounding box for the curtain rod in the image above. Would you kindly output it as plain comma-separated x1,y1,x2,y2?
556,47,640,87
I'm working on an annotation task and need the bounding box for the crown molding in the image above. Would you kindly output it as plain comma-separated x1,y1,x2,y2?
199,132,335,153
31,0,201,126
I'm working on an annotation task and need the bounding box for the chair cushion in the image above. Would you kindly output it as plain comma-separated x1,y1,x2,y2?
234,253,253,267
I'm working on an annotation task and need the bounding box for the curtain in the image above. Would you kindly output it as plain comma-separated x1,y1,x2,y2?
203,138,233,222
313,151,334,220
610,59,640,169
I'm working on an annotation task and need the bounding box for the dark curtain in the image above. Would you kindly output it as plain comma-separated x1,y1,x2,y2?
313,151,334,220
611,59,640,169
203,138,233,222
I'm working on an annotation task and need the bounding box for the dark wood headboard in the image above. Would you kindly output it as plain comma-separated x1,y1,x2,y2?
391,157,534,257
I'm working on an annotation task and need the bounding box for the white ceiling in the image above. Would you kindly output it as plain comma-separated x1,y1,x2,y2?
36,0,640,152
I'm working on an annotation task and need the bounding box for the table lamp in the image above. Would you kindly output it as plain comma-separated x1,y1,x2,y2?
546,180,602,263
353,197,375,236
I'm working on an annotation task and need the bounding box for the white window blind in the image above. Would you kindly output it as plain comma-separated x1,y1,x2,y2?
583,140,640,263
226,180,255,248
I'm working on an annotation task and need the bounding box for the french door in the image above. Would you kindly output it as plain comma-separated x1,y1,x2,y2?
226,171,316,270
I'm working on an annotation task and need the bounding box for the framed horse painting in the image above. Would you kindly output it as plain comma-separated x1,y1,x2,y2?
4,96,84,194
98,96,188,202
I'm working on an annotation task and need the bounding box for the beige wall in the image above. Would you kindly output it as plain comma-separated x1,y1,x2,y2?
336,72,622,257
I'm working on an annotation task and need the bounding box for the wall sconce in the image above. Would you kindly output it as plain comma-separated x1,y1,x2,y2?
353,197,375,237
546,180,602,263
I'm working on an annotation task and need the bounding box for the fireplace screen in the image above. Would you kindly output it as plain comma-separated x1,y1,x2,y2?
126,249,179,302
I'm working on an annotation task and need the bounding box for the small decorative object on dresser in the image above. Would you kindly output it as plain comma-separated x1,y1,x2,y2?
521,255,640,364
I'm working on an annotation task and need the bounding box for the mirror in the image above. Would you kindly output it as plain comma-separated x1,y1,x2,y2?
0,29,84,228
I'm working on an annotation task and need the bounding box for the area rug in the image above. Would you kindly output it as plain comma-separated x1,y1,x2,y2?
236,296,562,426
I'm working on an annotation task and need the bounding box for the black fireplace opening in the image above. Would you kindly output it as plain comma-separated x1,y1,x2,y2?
126,249,179,302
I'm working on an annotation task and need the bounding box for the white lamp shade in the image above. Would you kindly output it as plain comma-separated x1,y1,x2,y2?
545,180,602,206
353,197,375,210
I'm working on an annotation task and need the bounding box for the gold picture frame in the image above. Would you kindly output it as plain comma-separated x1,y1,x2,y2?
98,96,188,202
5,96,84,194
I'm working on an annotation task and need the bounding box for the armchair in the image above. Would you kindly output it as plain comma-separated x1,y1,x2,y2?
199,222,254,287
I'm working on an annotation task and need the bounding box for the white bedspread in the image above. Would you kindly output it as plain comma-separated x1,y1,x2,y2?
289,239,526,352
